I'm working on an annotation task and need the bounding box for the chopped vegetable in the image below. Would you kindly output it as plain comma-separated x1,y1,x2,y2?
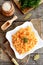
34,54,40,60
22,37,28,43
19,0,41,9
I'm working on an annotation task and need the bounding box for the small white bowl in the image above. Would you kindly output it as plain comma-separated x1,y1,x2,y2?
6,21,43,59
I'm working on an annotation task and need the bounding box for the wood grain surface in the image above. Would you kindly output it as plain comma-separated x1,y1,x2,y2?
0,0,43,65
0,19,43,65
0,0,43,22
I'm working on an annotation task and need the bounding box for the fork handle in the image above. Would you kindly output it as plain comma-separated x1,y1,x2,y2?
11,58,19,65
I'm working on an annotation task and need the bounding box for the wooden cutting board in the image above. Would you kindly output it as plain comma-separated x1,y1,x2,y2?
13,0,43,14
0,19,42,64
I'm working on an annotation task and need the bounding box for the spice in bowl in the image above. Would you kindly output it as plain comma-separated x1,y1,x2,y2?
2,1,15,16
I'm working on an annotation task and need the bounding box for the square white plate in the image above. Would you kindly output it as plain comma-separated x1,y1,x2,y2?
6,21,43,59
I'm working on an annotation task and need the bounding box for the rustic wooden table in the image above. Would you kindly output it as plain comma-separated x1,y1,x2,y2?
0,0,43,65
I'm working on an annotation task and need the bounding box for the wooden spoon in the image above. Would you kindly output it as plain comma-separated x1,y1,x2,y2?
1,16,18,31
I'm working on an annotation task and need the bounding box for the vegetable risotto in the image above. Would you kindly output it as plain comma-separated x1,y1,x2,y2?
12,26,37,54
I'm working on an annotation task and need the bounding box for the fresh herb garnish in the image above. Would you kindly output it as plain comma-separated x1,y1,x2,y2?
22,37,28,43
19,0,41,9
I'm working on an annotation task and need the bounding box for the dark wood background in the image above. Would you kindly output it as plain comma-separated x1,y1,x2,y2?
0,0,43,65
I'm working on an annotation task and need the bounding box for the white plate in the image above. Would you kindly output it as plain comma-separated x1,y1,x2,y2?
6,21,43,59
